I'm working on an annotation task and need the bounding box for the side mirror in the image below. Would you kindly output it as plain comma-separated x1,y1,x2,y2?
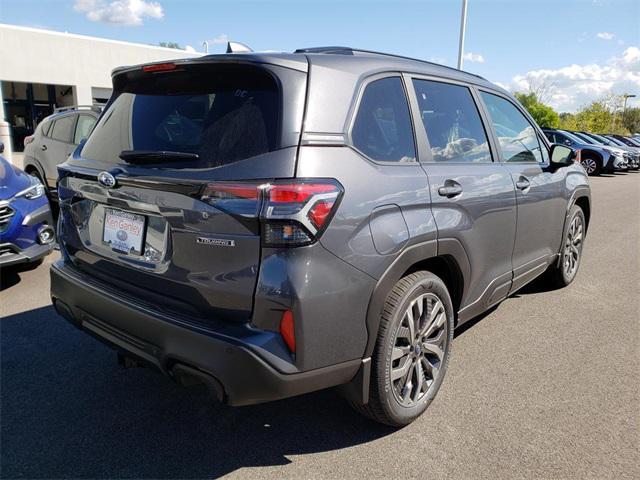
550,144,576,167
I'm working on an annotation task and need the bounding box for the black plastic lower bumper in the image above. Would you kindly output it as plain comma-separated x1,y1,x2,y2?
50,260,360,406
0,241,53,267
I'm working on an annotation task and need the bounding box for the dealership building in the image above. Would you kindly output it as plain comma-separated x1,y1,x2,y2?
0,23,201,162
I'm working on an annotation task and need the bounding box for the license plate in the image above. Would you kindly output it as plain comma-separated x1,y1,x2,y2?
103,209,146,255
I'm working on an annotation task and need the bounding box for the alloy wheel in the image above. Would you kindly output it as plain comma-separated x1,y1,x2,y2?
563,215,583,277
581,158,597,175
390,293,448,407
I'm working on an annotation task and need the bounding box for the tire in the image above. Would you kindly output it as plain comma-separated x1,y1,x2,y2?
351,271,454,427
547,205,585,288
581,156,601,176
28,169,50,193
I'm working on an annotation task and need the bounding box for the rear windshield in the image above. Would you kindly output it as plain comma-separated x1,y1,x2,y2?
81,63,285,169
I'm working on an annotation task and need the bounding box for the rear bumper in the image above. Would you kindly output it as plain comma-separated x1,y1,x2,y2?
0,241,53,267
50,260,360,406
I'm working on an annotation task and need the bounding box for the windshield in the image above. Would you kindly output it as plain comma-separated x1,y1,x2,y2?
605,136,628,147
584,133,613,145
571,132,598,145
559,130,587,144
81,63,286,169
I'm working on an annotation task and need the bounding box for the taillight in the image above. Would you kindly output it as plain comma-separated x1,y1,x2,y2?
199,179,343,246
24,135,34,147
262,180,342,246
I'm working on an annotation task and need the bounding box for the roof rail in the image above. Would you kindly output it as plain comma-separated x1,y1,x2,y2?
54,104,104,113
294,46,487,80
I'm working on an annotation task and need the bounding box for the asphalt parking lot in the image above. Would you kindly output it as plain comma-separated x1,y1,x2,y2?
1,172,638,480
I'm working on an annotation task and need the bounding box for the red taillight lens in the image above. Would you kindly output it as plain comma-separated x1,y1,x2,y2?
268,183,337,203
200,179,343,246
280,310,295,353
262,180,343,246
308,200,335,230
143,63,177,73
24,135,34,147
200,182,262,217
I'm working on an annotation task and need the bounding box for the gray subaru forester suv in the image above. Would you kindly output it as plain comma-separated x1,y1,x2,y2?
51,47,591,426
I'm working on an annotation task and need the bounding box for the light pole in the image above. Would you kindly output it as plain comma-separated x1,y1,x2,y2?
202,41,209,54
622,94,636,130
457,0,468,70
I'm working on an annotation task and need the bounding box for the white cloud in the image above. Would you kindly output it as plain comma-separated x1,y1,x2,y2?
463,52,485,63
74,0,163,26
596,32,615,40
209,33,229,45
184,45,196,53
501,46,640,112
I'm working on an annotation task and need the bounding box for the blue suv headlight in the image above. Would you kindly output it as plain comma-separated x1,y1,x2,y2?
16,177,45,200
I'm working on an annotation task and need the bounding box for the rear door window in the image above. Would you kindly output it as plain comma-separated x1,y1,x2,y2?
74,115,97,144
351,77,416,163
50,115,75,143
81,64,284,169
412,79,492,163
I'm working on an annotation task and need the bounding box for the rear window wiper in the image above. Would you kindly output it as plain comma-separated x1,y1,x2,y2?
119,150,199,164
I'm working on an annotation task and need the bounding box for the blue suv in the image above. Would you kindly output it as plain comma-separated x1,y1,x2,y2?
0,155,55,267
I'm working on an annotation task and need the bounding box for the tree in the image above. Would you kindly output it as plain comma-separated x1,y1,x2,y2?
621,107,640,134
556,95,633,135
514,92,559,128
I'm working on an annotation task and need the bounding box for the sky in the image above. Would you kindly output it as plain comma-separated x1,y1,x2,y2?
1,0,639,112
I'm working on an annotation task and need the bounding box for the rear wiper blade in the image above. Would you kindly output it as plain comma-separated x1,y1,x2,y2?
119,150,199,163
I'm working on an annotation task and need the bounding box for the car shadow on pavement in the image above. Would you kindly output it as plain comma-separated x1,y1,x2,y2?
0,261,42,291
1,305,395,479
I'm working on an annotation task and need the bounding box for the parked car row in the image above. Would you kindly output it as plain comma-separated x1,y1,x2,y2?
543,128,640,175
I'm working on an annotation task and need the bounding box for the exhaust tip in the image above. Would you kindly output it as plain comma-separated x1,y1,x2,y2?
171,363,225,402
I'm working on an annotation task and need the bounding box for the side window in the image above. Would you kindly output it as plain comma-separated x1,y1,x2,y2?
74,115,97,144
50,115,76,143
556,133,572,146
543,131,555,143
351,77,416,163
480,92,543,163
41,121,53,137
412,79,492,163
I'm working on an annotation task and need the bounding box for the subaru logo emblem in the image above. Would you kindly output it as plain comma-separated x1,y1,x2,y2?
98,171,117,188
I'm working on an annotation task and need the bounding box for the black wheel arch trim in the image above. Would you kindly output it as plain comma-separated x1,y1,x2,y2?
363,238,471,359
555,187,590,267
22,158,49,187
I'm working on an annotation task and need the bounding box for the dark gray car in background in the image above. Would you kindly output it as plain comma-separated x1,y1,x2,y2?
50,47,591,426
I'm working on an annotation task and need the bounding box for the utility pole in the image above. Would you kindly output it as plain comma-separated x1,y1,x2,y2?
622,94,636,131
457,0,468,70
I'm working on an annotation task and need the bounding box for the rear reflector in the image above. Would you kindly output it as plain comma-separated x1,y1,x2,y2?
280,310,296,353
143,63,177,73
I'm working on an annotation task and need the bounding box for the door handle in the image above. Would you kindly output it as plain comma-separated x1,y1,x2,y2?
438,183,463,197
41,145,47,151
516,177,530,190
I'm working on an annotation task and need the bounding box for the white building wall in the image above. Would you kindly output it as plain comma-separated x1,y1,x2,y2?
0,23,202,163
0,23,202,89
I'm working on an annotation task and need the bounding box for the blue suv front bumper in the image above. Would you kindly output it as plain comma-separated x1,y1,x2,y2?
0,197,54,267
